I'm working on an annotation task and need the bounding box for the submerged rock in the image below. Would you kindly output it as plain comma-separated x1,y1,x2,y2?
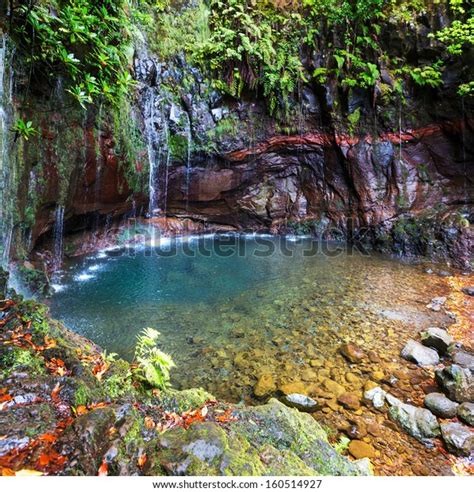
435,365,474,403
440,423,474,457
401,340,440,366
282,393,318,412
461,287,474,297
254,373,276,397
426,297,447,312
388,402,440,445
421,328,453,355
457,402,474,427
337,392,361,411
279,382,308,396
348,440,376,459
339,343,365,364
424,393,459,418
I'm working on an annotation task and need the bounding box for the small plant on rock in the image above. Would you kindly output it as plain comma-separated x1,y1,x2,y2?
134,328,175,390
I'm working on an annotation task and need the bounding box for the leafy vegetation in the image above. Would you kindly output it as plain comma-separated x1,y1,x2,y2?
134,327,175,389
12,119,38,141
7,0,138,108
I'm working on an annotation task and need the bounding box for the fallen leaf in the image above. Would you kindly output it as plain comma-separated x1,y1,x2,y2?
1,467,15,476
75,405,88,416
137,454,147,468
144,416,155,429
98,460,108,476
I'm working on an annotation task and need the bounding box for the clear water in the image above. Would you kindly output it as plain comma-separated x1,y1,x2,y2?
47,235,447,401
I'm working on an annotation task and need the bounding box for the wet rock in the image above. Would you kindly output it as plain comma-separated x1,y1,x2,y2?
435,365,474,403
279,382,308,396
388,402,440,444
440,423,474,456
231,399,368,475
282,393,318,413
420,328,453,355
323,379,346,398
426,297,447,312
450,349,474,370
457,402,474,427
337,393,361,411
346,419,367,439
401,340,439,366
424,393,459,418
254,374,276,398
437,271,452,278
348,440,376,459
461,287,474,297
364,387,386,409
339,343,365,364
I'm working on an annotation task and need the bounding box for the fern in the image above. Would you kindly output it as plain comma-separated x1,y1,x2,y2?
134,328,175,389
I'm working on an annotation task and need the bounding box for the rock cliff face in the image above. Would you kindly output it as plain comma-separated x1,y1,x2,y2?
2,11,473,270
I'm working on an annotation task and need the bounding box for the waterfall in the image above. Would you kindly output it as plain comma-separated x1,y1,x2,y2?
145,94,158,216
184,112,192,215
162,117,171,217
0,34,13,267
53,205,65,270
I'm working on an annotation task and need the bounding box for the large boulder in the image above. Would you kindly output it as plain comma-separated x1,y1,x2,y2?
420,328,453,355
401,340,439,366
388,402,440,445
458,402,474,427
435,365,474,403
150,399,368,476
424,393,459,418
440,423,474,457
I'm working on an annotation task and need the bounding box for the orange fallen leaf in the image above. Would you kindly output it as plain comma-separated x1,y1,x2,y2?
144,416,155,429
0,394,12,403
98,460,108,476
38,433,57,443
75,405,88,416
51,383,62,402
137,454,147,469
1,467,15,476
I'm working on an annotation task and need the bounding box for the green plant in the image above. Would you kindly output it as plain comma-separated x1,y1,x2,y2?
334,435,350,454
12,119,38,141
8,0,139,108
134,328,175,389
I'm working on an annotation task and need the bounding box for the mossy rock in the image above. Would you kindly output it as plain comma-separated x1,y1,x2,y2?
149,399,366,476
158,388,215,413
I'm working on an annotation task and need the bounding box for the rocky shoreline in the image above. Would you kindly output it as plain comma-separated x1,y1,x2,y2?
1,266,473,476
0,275,368,476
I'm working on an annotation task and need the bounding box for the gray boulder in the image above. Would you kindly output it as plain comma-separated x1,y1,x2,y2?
435,365,474,403
401,340,439,366
458,402,474,427
420,328,453,355
281,393,318,413
440,423,474,456
388,401,440,445
424,393,459,418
